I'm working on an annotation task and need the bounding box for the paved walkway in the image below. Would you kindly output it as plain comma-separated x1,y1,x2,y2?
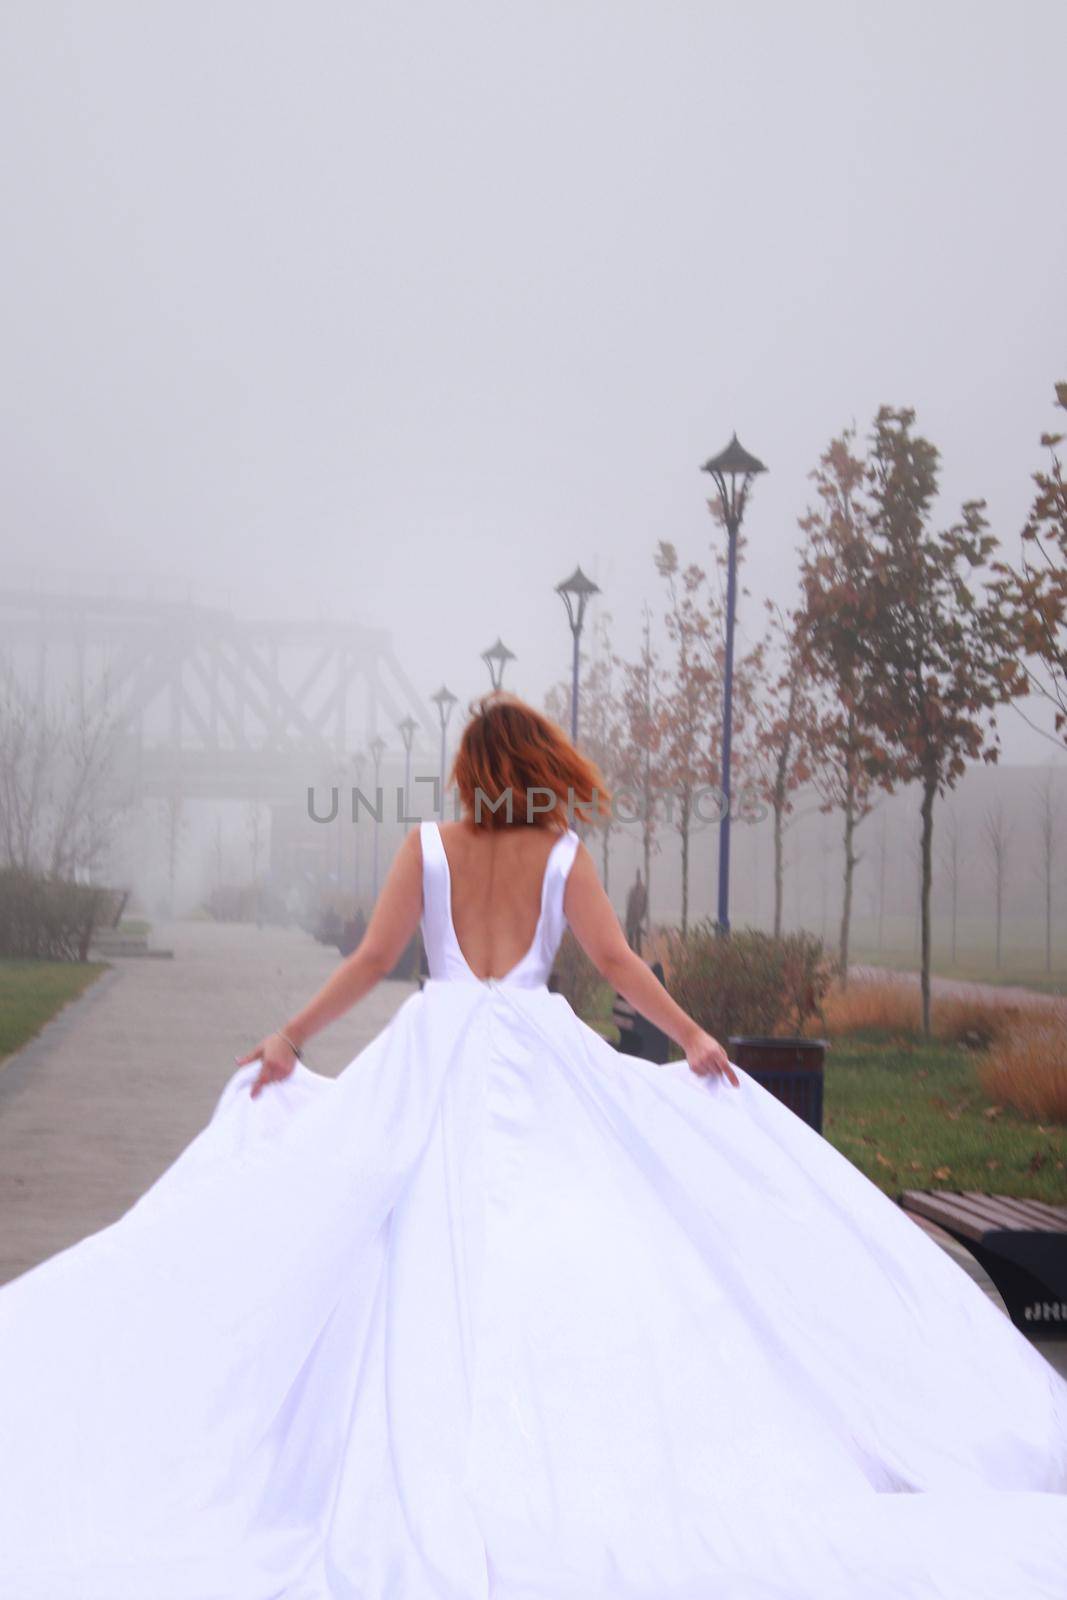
2,926,1063,1379
0,921,414,1284
851,963,1066,1013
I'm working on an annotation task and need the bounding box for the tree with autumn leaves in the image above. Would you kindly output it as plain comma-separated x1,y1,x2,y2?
838,407,1025,1035
546,399,1041,1033
993,381,1067,745
795,429,895,981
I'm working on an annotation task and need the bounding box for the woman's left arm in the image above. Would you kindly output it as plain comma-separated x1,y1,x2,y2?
238,828,424,1097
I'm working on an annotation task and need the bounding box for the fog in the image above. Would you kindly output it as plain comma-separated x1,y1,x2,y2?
1,2,1065,939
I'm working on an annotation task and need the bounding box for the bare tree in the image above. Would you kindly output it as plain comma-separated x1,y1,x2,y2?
938,804,968,966
745,607,816,938
0,656,129,880
983,800,1013,971
614,607,667,930
246,799,269,927
1032,767,1062,973
655,542,716,935
875,805,889,954
0,661,61,870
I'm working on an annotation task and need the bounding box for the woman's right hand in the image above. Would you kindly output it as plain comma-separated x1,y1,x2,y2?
236,1033,301,1099
684,1027,740,1087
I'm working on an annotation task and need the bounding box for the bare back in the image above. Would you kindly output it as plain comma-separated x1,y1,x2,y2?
435,820,567,982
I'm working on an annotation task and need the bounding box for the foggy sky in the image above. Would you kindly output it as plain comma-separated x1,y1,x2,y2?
2,1,1065,762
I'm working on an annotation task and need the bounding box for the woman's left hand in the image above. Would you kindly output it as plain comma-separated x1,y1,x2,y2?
236,1033,301,1099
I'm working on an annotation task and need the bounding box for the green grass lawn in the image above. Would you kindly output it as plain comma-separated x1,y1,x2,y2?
821,1032,1067,1204
0,960,108,1065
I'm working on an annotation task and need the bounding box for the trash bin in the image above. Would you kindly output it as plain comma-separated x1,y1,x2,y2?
727,1036,827,1133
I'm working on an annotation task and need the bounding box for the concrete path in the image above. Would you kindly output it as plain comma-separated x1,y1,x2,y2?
0,921,414,1284
2,925,1063,1380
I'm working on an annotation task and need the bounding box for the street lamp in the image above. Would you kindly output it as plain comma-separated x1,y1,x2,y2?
430,684,458,819
397,716,418,833
700,432,767,936
481,637,516,691
351,749,366,903
369,734,386,899
555,565,600,741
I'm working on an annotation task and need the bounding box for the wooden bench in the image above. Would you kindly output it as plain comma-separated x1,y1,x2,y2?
898,1190,1067,1338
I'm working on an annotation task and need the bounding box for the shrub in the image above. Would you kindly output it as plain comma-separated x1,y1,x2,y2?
663,922,831,1042
550,929,605,1017
978,1015,1067,1124
0,868,109,961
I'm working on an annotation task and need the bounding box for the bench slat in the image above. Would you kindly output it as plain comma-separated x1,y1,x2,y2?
901,1191,1027,1241
900,1189,1067,1241
900,1191,991,1241
950,1195,1050,1232
960,1192,1067,1234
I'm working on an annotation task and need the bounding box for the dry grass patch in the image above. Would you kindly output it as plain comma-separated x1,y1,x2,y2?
979,1014,1067,1125
822,977,1021,1051
822,977,921,1038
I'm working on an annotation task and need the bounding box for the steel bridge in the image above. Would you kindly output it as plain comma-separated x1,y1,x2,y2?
0,588,435,803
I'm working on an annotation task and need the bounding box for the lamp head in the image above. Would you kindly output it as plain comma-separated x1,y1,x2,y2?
481,636,516,690
555,564,601,632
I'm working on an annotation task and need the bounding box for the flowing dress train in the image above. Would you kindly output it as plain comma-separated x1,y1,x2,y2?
0,819,1064,1598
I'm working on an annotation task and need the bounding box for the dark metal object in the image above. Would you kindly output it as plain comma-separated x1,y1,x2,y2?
899,1190,1067,1339
397,715,418,833
481,637,516,691
700,434,767,936
728,1036,826,1133
430,684,458,817
368,735,386,898
555,565,601,740
611,962,671,1064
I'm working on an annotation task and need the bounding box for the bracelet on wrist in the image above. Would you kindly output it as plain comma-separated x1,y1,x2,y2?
278,1031,304,1062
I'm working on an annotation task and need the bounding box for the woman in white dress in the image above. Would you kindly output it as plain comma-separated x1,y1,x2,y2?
0,693,1064,1600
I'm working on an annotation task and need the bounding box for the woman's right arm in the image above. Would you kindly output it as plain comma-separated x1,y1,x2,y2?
237,828,424,1097
563,841,739,1086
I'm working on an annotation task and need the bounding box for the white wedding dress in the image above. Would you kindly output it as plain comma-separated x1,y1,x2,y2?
0,820,1065,1599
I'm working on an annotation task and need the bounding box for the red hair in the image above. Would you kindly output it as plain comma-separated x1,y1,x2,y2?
450,693,611,831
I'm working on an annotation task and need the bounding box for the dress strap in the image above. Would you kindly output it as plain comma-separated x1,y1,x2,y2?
418,820,447,920
541,827,581,951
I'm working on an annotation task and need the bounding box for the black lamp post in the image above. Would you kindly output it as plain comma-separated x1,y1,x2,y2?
397,716,418,833
481,637,516,691
555,565,600,740
430,684,458,819
700,433,767,935
369,734,386,898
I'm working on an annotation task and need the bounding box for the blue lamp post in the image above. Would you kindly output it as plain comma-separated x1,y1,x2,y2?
700,433,767,936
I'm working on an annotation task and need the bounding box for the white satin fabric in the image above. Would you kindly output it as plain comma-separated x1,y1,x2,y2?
0,819,1065,1598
